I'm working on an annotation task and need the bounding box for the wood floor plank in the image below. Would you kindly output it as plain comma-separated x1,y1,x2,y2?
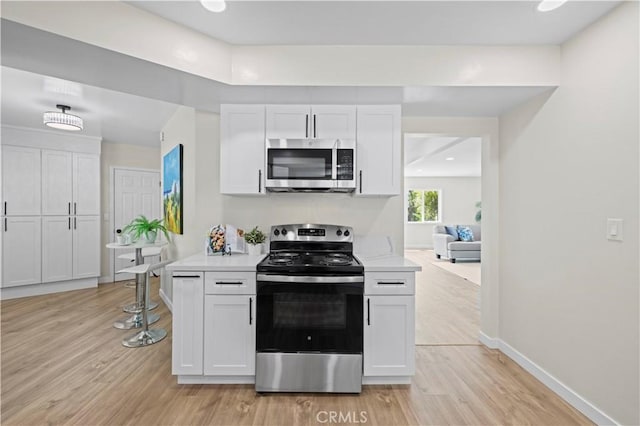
2,277,592,425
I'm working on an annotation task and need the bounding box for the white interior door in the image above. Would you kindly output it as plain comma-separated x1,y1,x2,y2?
113,168,160,281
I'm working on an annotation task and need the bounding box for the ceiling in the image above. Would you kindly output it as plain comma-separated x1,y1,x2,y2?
1,66,179,146
405,135,481,177
128,1,620,45
0,1,619,147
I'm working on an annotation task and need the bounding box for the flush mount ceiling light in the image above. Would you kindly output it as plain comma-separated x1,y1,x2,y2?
200,0,226,12
537,0,568,12
446,157,455,161
43,104,84,131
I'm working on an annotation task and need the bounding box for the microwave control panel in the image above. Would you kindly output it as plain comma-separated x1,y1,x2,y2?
337,149,354,180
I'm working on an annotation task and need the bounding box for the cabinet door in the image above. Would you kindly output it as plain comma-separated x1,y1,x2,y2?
311,105,356,139
172,274,204,375
73,153,100,215
42,216,73,283
42,150,73,216
2,146,41,216
363,295,415,377
204,295,256,376
72,215,100,279
356,105,401,196
2,216,41,287
265,105,310,139
220,105,266,195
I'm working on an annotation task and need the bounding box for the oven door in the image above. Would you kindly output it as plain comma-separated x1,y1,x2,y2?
265,139,337,190
256,275,363,354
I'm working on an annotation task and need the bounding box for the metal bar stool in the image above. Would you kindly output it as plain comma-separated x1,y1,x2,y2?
113,254,162,330
119,247,162,312
118,260,171,347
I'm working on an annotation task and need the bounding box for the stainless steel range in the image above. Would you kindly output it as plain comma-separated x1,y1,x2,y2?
255,224,364,393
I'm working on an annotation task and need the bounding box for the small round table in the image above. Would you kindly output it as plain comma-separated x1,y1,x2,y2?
106,241,167,330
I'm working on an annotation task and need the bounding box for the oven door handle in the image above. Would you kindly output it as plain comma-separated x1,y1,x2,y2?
257,274,363,283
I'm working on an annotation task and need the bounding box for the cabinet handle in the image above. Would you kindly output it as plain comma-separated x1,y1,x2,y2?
74,217,77,230
215,281,243,285
74,202,77,215
249,297,253,325
68,217,71,230
367,298,370,326
258,169,262,193
359,170,363,194
173,274,201,278
377,281,405,286
305,114,309,138
4,201,6,215
313,114,317,138
68,202,71,215
4,218,6,232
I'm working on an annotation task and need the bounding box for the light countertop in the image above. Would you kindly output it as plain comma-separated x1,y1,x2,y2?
354,253,422,272
166,253,266,272
167,252,420,273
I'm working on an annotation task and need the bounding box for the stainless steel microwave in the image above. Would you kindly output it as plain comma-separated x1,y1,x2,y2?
265,138,356,192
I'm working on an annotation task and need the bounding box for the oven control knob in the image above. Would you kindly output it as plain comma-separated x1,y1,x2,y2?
281,228,288,236
273,229,280,236
336,229,342,236
344,230,350,237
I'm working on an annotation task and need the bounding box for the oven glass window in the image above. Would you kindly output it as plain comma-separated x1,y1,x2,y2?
273,293,346,329
268,149,332,180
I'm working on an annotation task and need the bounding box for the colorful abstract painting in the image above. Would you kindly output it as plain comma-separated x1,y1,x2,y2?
163,144,183,234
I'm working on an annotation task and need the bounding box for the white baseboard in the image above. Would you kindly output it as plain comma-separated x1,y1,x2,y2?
0,278,98,300
178,375,254,384
404,245,434,250
362,376,412,385
98,275,113,284
479,334,619,426
159,288,173,313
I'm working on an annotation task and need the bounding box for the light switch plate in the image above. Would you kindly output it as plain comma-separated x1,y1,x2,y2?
607,218,623,241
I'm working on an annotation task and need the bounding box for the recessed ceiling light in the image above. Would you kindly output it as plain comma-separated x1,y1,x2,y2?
200,0,226,12
446,157,455,161
537,0,568,12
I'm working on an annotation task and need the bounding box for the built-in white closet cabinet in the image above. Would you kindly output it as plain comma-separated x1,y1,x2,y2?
266,105,356,140
220,105,266,195
1,126,101,299
356,105,402,196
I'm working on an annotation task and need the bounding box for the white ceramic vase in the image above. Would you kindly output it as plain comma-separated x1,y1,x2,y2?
247,243,262,256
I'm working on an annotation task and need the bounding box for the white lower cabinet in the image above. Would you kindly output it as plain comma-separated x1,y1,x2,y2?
2,216,42,287
42,216,73,283
72,215,100,279
203,295,256,376
172,273,204,375
363,295,415,377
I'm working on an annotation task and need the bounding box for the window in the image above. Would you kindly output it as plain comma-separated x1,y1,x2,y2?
407,189,441,223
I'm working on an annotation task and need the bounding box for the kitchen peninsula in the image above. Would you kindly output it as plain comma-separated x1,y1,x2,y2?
167,231,420,389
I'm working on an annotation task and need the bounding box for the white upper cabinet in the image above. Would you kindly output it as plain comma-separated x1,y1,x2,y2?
73,153,100,215
2,146,41,216
266,105,356,140
220,104,266,195
356,105,402,196
42,150,73,216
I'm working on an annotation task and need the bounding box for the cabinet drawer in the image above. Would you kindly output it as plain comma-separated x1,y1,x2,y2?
365,272,415,295
205,272,256,295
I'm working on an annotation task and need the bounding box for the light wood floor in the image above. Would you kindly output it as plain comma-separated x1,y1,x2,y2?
1,278,592,425
406,250,481,345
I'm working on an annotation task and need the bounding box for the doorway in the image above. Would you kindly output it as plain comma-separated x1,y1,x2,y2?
110,167,161,281
403,133,482,345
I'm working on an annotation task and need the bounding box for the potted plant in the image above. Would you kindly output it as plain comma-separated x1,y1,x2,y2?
122,215,171,244
244,226,266,255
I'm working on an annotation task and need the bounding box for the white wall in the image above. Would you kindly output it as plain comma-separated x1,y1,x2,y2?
404,176,481,249
159,108,223,300
498,3,639,424
99,142,160,281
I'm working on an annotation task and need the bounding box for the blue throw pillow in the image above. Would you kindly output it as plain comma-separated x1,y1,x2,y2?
457,226,474,242
444,226,459,240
